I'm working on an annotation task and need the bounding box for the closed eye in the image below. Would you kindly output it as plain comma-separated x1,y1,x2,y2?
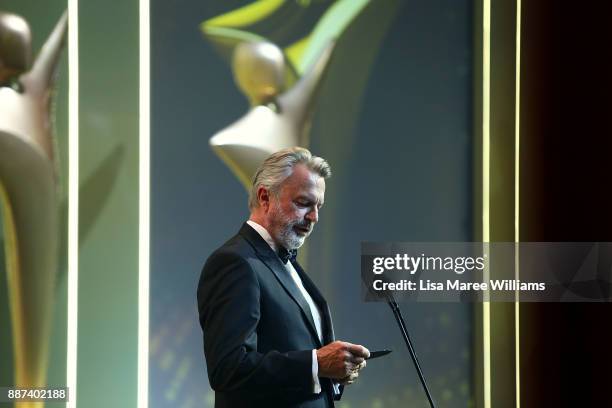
295,197,323,209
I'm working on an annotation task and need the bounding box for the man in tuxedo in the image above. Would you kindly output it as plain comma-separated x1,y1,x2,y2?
198,147,370,408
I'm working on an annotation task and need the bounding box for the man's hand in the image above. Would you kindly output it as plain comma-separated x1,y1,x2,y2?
316,341,370,380
337,360,366,385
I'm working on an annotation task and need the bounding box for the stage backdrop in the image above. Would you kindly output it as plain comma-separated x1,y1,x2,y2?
150,1,474,407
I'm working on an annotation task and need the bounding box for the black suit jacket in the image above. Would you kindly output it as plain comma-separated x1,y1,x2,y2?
197,223,343,408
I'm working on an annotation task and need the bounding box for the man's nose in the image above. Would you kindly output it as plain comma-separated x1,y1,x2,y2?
306,207,318,223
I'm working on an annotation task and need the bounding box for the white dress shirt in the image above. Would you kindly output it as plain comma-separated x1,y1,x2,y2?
246,220,324,394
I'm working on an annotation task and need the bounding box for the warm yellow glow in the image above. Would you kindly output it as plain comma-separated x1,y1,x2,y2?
202,0,284,30
138,0,151,407
285,35,310,69
482,0,492,407
514,0,522,406
67,1,79,407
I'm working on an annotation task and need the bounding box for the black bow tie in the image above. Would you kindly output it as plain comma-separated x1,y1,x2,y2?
278,247,297,264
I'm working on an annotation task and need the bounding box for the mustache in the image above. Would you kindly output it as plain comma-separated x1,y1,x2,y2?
292,221,312,231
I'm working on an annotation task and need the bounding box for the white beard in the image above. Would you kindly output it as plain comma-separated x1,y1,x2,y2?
269,204,310,250
278,225,306,250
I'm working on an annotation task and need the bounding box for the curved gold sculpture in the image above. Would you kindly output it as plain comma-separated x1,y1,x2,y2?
203,1,372,187
0,12,32,84
209,40,334,188
0,10,67,402
232,41,287,106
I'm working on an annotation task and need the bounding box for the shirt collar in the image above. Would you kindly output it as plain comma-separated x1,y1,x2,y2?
246,220,278,253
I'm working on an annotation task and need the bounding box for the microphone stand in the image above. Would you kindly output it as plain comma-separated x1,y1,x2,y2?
386,293,437,408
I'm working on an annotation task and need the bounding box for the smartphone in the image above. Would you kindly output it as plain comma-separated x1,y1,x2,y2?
366,349,392,360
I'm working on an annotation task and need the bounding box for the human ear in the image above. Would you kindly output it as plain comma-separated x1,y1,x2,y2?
257,186,271,211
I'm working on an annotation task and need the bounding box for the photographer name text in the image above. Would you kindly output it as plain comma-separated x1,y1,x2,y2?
373,279,545,292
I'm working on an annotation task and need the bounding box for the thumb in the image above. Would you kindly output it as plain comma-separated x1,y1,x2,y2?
345,342,370,359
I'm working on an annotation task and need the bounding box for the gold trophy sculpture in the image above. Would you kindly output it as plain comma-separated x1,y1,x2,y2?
209,40,335,188
201,0,372,186
0,10,67,404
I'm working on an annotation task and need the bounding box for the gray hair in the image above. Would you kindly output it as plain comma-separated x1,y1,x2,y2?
248,147,331,210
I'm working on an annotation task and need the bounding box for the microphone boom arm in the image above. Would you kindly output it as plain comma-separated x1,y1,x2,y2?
386,293,437,408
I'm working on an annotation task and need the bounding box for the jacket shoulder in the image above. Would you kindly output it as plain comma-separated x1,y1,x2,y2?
199,231,261,286
204,232,254,267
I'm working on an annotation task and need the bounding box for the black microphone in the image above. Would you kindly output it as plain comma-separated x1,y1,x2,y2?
361,273,437,408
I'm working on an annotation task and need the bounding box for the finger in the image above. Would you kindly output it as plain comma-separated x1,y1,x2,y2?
339,372,358,384
343,361,356,376
345,372,358,381
342,375,357,385
343,371,358,379
345,343,370,359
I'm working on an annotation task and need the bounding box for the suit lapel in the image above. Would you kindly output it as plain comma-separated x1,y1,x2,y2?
292,260,335,345
239,223,322,347
289,259,342,399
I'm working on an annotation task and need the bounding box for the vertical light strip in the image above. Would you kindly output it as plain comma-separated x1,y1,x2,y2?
514,0,522,406
66,1,79,407
482,0,492,407
138,0,151,407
